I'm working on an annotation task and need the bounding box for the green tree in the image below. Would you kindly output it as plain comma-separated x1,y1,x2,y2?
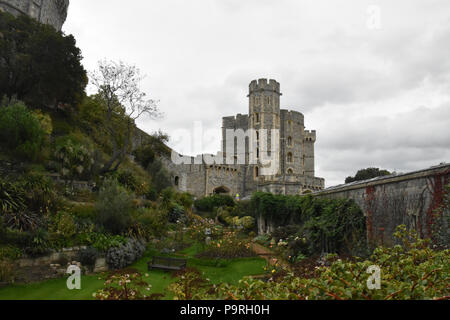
96,178,133,235
0,101,46,160
90,60,161,173
345,168,391,184
0,11,87,110
53,137,94,184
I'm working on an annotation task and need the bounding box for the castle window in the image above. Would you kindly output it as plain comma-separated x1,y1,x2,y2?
288,121,293,131
255,167,259,178
256,148,260,159
256,131,259,141
287,169,294,175
255,113,260,123
287,152,293,163
287,136,293,147
174,176,180,187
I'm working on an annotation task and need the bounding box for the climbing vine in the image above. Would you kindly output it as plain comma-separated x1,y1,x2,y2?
250,193,367,255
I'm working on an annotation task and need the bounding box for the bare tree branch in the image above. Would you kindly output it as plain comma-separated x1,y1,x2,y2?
89,60,162,173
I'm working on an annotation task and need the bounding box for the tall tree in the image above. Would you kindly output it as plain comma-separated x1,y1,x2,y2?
0,11,87,110
90,60,161,173
345,168,391,184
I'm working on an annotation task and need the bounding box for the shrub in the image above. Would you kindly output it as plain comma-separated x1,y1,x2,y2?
106,238,146,270
239,216,256,230
91,234,127,253
231,200,252,217
117,170,139,192
168,204,186,224
96,178,133,235
94,268,161,300
19,172,60,215
0,245,22,260
201,226,450,300
272,225,300,242
0,102,46,160
133,208,168,239
251,193,367,255
0,259,16,284
72,204,97,224
49,212,77,239
0,178,26,214
197,230,255,259
147,159,171,193
168,268,211,300
77,247,99,270
53,136,94,182
194,194,235,212
174,192,194,211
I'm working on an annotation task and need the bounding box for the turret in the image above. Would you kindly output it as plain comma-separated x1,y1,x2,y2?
248,79,282,177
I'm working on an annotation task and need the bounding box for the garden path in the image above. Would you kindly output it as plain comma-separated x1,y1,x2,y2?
250,243,290,269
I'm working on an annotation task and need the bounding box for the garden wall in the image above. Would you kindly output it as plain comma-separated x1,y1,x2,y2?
314,163,450,246
13,246,108,284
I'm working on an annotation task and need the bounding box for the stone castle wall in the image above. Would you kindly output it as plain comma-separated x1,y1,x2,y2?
162,79,325,198
313,163,450,246
0,0,69,30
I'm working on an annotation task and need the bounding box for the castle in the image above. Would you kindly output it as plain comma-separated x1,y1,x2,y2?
163,79,325,198
0,0,69,30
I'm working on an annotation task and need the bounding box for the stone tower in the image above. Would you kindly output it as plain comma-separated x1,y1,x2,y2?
0,0,70,30
248,79,282,178
180,78,324,198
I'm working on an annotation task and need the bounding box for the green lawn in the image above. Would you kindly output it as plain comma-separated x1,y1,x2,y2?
0,244,266,300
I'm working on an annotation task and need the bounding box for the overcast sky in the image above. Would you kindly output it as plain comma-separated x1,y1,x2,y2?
64,0,450,187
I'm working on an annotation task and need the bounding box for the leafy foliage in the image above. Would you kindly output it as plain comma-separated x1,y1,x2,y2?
0,11,87,109
77,247,99,270
0,102,47,160
185,226,450,300
345,168,391,184
251,193,367,255
53,136,94,182
197,230,255,259
168,268,212,300
130,207,169,239
147,159,171,194
106,238,146,270
432,185,450,249
0,174,59,232
194,194,235,212
94,268,161,300
96,178,133,235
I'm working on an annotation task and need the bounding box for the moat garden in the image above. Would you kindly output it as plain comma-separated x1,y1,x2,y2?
1,177,449,300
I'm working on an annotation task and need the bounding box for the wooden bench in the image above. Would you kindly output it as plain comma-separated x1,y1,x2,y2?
147,256,187,271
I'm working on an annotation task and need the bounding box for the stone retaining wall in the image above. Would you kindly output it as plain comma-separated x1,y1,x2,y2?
13,247,108,284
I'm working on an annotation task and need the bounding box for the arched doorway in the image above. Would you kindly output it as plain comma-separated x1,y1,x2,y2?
213,186,231,195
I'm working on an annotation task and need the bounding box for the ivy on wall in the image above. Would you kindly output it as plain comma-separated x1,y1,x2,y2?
250,192,367,255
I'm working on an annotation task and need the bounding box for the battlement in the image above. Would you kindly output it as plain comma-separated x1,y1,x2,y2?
222,114,249,130
249,79,281,95
280,109,305,123
304,130,316,142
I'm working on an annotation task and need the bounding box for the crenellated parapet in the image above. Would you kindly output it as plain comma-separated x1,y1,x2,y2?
304,130,316,142
249,79,281,96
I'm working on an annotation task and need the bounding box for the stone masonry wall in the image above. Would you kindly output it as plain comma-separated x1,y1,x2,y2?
314,164,450,246
0,0,69,30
